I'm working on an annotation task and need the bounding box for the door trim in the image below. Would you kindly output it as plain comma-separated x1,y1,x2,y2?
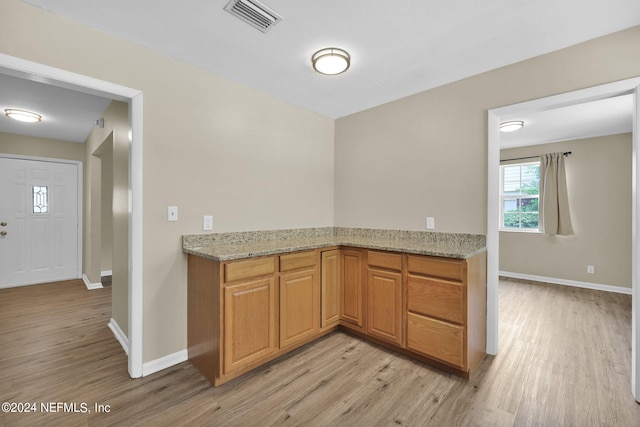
0,154,83,287
487,76,640,401
0,53,144,379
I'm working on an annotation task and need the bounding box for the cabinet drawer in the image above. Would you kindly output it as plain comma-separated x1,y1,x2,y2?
407,255,464,282
407,312,464,369
367,250,402,271
224,257,275,283
279,251,316,272
407,275,464,324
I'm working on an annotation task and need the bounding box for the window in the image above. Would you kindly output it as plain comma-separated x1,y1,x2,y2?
32,185,49,214
500,161,540,231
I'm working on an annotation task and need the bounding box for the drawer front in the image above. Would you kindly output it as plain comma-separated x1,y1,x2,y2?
407,312,465,369
224,257,275,283
407,255,465,282
407,275,464,324
279,250,317,272
367,250,402,271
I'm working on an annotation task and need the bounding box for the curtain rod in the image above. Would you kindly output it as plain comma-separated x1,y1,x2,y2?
500,151,572,163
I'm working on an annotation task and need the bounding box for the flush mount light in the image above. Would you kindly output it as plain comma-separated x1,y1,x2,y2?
312,47,350,75
499,120,524,132
4,109,42,123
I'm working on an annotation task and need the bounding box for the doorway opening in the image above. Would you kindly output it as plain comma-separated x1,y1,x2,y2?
0,53,144,378
487,76,640,400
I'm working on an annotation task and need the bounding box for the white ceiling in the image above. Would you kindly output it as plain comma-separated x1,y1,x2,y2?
500,94,634,149
0,72,111,143
2,0,639,144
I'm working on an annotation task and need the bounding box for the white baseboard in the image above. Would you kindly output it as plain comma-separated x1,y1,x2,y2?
142,349,188,377
82,273,103,290
108,318,129,355
101,270,112,277
499,271,632,295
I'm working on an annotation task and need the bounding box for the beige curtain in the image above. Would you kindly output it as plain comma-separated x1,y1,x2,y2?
539,153,574,235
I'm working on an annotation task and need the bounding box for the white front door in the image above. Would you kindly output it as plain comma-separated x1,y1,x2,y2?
0,156,81,288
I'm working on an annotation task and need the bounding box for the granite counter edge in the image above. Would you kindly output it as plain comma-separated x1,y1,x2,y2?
183,240,486,262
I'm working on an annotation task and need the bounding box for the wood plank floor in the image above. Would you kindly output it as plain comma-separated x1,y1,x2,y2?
1,278,639,426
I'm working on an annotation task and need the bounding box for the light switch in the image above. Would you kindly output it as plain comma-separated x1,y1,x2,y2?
203,215,213,231
168,206,178,222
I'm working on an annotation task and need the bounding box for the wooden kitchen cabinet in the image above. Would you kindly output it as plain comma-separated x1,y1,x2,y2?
321,250,341,327
223,277,278,374
280,266,320,349
405,252,487,373
188,249,332,386
188,244,486,386
340,249,364,328
366,251,403,346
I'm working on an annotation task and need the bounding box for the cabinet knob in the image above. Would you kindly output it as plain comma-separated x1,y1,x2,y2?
0,222,6,227
0,231,7,236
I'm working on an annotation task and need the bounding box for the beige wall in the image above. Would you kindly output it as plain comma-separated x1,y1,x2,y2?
335,27,640,234
0,0,334,362
500,135,632,288
2,0,639,365
100,141,113,274
0,132,84,162
84,101,129,335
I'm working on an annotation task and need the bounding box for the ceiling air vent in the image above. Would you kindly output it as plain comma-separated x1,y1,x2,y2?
224,0,283,33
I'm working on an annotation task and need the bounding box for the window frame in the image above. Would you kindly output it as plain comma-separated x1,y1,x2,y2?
499,160,541,233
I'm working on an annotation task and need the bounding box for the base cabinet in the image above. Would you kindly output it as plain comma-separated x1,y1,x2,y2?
366,268,403,345
340,249,364,328
405,252,487,373
280,269,320,348
320,250,341,327
188,247,486,386
224,278,277,374
188,250,330,386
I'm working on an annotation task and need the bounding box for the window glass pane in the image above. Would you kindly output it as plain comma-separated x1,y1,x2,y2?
520,197,538,212
33,185,48,214
500,161,540,231
503,212,520,228
503,199,518,214
503,165,522,194
521,213,539,229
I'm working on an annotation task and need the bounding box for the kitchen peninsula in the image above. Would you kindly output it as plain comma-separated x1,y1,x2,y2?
183,227,487,386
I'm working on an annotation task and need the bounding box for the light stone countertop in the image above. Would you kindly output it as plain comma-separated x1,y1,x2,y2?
182,228,486,261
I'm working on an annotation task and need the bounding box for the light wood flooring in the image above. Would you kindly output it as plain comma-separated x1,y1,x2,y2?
1,278,639,426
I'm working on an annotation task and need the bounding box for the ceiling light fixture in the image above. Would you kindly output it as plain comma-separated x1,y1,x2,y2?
4,109,42,123
312,48,350,75
499,120,524,132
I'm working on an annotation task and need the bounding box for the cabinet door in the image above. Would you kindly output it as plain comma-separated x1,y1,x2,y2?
341,250,364,327
321,250,341,327
224,278,277,374
280,269,320,348
367,268,403,345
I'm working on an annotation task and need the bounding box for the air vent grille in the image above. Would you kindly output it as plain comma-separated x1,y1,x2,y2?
224,0,282,33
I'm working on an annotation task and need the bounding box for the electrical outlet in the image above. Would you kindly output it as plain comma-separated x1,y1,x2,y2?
167,206,178,222
203,215,213,231
587,265,595,274
426,217,435,230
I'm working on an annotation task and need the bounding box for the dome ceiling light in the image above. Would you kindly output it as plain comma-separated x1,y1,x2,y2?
499,120,524,132
4,109,43,123
312,48,350,75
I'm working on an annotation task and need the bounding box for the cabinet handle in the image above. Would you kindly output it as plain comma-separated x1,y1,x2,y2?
0,222,6,227
0,231,6,236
